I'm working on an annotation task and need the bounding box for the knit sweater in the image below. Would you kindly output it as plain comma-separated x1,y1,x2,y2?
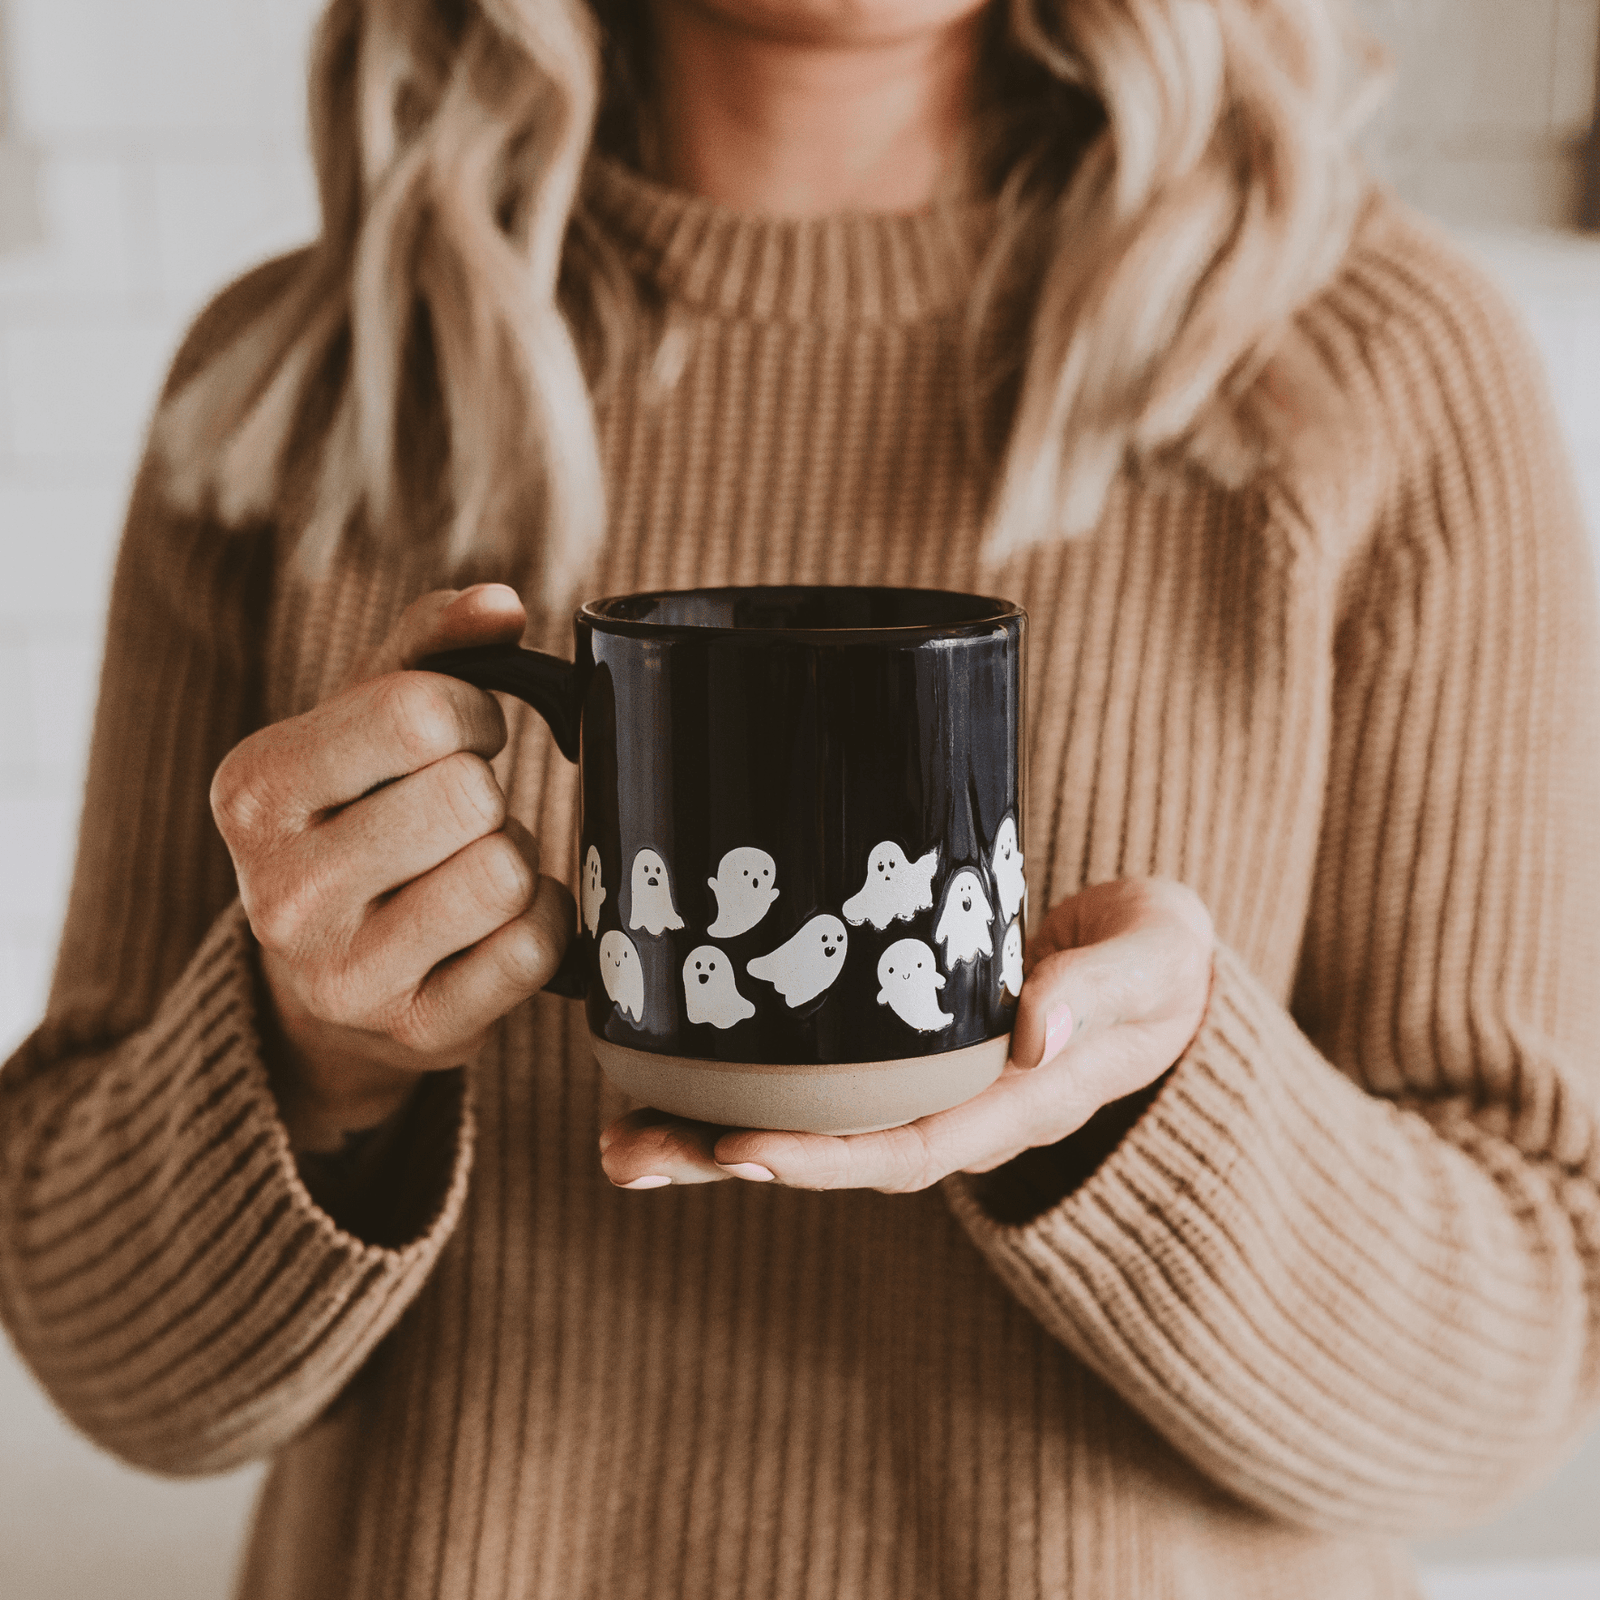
3,157,1599,1600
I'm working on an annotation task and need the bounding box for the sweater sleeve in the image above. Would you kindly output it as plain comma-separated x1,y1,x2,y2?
0,267,474,1477
946,210,1600,1536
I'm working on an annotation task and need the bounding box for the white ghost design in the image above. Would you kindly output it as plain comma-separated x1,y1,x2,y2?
705,847,780,938
876,938,953,1033
842,842,940,931
629,848,684,936
1000,919,1024,1000
746,915,849,1009
581,846,607,936
599,930,645,1024
683,945,755,1029
991,817,1027,923
934,868,994,967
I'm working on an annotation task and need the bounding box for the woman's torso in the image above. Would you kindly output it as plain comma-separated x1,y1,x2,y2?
236,166,1418,1600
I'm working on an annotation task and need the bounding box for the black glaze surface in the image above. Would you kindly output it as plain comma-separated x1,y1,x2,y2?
423,586,1027,1067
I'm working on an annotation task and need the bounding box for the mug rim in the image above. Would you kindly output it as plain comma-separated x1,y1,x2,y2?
577,584,1024,644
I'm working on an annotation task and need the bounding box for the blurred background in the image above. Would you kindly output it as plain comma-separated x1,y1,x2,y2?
1,1,1598,1596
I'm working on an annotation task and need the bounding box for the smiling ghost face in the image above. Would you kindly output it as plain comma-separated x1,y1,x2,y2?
999,918,1024,1000
629,848,685,936
598,930,645,1023
875,938,952,1033
991,817,1026,922
705,847,779,938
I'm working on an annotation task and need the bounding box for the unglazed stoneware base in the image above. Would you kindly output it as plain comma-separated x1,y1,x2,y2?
591,1035,1010,1135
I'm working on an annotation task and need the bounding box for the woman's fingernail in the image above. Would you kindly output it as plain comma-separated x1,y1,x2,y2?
619,1174,672,1190
1042,1004,1074,1064
720,1163,776,1182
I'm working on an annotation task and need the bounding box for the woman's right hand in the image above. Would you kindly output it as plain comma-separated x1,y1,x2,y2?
211,584,576,1152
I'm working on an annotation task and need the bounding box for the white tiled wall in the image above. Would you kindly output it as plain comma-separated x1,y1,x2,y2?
1355,0,1600,228
0,8,321,1583
0,0,321,1077
0,4,1598,1599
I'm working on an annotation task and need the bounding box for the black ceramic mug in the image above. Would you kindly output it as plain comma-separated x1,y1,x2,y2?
423,586,1027,1134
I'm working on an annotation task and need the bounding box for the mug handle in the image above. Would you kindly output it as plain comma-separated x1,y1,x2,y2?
417,642,582,763
418,642,589,999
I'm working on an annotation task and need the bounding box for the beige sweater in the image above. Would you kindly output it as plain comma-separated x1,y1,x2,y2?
3,158,1599,1600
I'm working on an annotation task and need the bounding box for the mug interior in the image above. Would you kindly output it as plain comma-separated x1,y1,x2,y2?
583,586,1016,637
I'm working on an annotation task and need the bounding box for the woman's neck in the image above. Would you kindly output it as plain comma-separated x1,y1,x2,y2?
644,0,987,215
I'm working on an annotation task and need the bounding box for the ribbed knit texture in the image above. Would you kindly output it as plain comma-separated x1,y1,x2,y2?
3,160,1599,1600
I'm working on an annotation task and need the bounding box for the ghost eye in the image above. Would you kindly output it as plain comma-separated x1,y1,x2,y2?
709,961,717,971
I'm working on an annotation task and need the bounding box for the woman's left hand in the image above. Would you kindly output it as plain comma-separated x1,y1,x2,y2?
598,878,1216,1193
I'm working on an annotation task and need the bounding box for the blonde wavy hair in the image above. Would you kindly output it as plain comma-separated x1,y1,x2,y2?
155,0,1385,593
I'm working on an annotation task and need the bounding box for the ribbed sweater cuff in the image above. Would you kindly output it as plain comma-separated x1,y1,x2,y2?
945,943,1579,1528
946,944,1259,1396
0,903,475,1474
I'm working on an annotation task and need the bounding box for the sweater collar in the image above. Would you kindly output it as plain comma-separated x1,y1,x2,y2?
580,152,991,327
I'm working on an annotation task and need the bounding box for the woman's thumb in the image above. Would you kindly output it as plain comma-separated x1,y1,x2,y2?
357,584,527,683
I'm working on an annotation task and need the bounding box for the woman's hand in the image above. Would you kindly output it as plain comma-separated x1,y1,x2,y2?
211,584,576,1152
598,878,1215,1192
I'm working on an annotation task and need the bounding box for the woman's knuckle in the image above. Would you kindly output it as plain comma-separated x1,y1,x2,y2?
634,1124,686,1167
249,871,310,950
1156,877,1215,943
1159,915,1215,1001
476,835,534,915
261,850,351,947
896,1126,942,1191
440,752,505,837
302,962,358,1026
500,916,556,985
210,744,273,843
249,891,297,952
378,674,461,767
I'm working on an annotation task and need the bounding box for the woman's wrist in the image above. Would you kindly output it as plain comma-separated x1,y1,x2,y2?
971,1070,1173,1226
253,942,424,1154
248,935,465,1243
